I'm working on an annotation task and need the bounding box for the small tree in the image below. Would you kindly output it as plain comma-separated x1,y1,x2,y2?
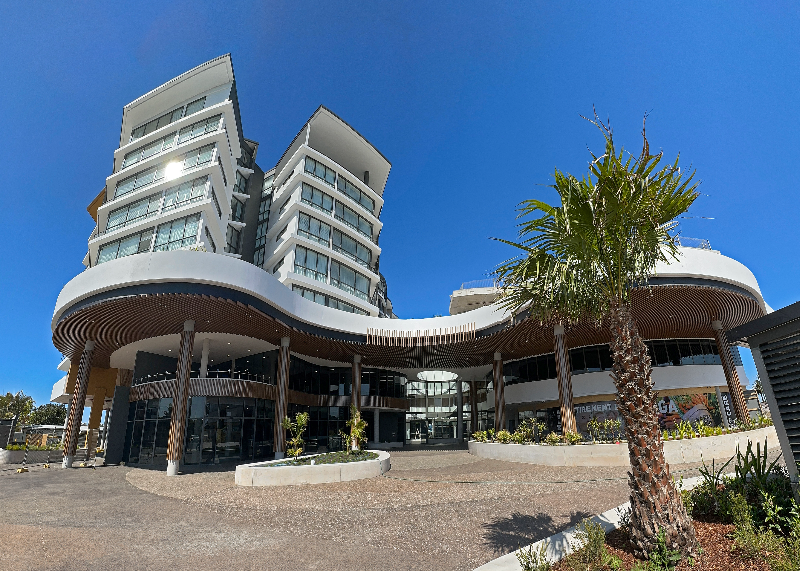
281,412,309,460
29,404,67,426
344,404,367,452
0,391,34,425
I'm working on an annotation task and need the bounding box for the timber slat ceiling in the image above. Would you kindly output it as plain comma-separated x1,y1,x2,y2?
53,284,763,371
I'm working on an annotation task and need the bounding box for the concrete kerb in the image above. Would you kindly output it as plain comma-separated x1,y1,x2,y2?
235,450,391,486
474,474,710,571
468,426,778,467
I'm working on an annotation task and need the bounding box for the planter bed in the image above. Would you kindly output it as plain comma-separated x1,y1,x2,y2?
468,426,778,467
268,450,378,467
235,449,391,487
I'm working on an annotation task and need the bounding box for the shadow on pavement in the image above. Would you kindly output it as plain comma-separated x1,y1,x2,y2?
482,510,592,555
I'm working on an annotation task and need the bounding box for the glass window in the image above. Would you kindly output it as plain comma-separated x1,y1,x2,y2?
291,284,367,315
294,245,328,282
225,225,241,254
334,202,373,240
304,156,336,186
298,212,331,246
184,97,206,117
153,214,200,252
162,176,208,212
131,106,184,142
329,260,369,300
337,175,375,215
106,193,161,232
122,132,177,169
177,114,221,145
332,229,371,268
97,228,154,264
301,182,333,214
230,196,246,222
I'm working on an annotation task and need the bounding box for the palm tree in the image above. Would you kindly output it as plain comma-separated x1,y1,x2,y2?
494,113,700,558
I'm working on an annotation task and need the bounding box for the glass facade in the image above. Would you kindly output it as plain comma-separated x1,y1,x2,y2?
292,284,368,315
304,156,336,187
301,182,334,215
294,245,328,282
225,225,242,254
298,212,331,246
332,229,372,269
114,144,216,200
162,176,208,212
106,193,161,232
501,339,731,386
123,396,274,466
334,201,373,241
97,227,154,264
121,132,176,170
253,174,273,268
330,260,369,300
153,214,201,252
129,97,206,141
337,175,374,215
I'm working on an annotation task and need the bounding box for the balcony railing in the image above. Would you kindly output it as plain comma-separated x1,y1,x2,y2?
330,278,369,301
674,236,712,250
332,245,375,273
132,371,275,387
459,278,497,290
294,265,328,283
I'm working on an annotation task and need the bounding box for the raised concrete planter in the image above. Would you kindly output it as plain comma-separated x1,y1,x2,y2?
0,449,25,464
468,426,778,467
235,450,391,487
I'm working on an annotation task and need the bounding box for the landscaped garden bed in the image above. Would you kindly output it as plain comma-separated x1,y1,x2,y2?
268,450,378,467
517,439,794,571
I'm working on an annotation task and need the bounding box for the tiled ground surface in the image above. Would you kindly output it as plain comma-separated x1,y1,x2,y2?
0,449,737,571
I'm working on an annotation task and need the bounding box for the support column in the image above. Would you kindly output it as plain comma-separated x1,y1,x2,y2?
715,386,731,429
101,406,110,451
63,340,94,468
712,321,749,424
554,324,577,434
373,409,380,444
493,352,505,432
274,337,290,459
87,388,106,460
166,320,195,476
351,355,362,414
456,379,464,442
470,380,478,435
200,338,210,378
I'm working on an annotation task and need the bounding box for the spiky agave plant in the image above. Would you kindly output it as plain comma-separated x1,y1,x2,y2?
494,112,700,558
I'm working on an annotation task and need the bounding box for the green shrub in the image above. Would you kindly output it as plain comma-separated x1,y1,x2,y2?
545,431,562,446
495,430,513,443
516,541,551,571
564,431,583,445
472,430,487,442
566,518,610,570
647,528,682,570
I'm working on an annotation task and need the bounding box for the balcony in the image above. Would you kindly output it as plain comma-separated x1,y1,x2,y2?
293,265,328,284
330,278,369,302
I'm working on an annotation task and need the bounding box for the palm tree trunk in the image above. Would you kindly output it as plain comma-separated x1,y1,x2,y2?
608,302,698,559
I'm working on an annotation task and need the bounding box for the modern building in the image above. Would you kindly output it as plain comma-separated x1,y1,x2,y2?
51,55,768,473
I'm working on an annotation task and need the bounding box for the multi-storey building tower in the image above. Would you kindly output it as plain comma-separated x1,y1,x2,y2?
51,55,769,473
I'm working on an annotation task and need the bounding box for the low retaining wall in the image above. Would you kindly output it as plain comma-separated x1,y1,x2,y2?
235,450,391,486
468,426,778,467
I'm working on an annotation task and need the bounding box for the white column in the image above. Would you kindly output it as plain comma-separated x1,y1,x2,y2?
373,409,380,444
200,338,210,377
456,379,464,441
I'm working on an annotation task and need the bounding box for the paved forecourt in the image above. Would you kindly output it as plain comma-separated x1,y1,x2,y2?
0,449,755,571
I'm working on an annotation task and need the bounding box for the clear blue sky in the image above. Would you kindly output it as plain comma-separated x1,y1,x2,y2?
2,1,798,406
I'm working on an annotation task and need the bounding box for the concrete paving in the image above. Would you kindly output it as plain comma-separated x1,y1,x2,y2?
0,449,719,571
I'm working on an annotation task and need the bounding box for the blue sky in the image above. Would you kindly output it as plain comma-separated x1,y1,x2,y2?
1,1,799,406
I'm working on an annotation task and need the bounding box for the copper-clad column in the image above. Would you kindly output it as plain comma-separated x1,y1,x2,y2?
351,355,362,414
493,352,505,432
274,337,290,459
166,320,195,476
554,324,577,434
712,321,749,424
63,340,95,468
